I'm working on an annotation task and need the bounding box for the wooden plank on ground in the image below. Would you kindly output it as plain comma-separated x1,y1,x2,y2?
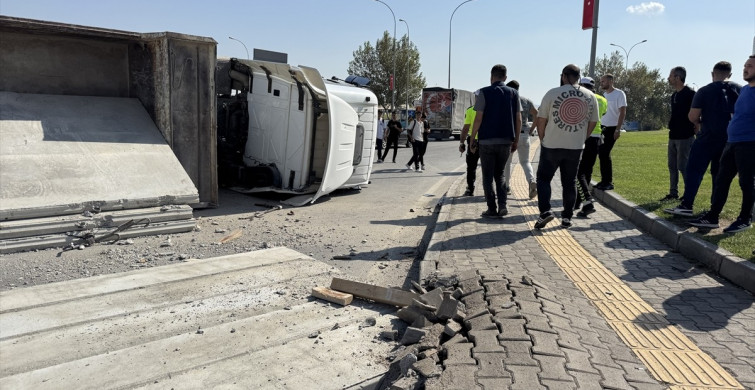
330,278,419,307
311,286,353,306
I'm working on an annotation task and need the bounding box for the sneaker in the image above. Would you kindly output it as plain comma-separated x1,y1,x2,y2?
416,166,423,172
506,185,512,195
481,209,501,219
723,219,752,233
529,182,537,199
663,205,693,217
377,159,383,163
595,182,614,191
659,194,678,202
405,164,414,171
534,211,555,229
688,215,719,229
577,203,596,218
497,207,508,217
561,218,573,228
463,188,473,196
421,165,426,171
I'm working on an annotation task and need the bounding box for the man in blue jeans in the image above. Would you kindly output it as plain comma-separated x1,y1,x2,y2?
533,64,599,229
689,55,755,233
469,64,521,219
665,61,741,217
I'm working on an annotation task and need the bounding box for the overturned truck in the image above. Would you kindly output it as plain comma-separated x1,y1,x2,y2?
216,58,378,206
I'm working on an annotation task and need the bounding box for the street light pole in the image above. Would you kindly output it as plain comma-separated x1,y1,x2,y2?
399,19,409,118
609,39,647,70
448,0,474,88
375,0,396,112
228,36,250,60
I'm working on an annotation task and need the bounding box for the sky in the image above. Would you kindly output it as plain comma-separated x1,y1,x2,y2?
1,0,754,103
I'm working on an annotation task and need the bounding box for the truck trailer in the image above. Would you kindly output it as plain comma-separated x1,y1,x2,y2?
421,87,475,140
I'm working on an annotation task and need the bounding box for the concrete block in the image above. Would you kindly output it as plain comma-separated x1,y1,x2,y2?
419,288,444,308
612,196,636,219
419,348,439,360
503,364,543,389
465,308,491,321
530,330,565,357
411,315,431,329
442,342,475,366
400,327,427,345
434,364,481,389
719,255,755,294
482,280,510,296
437,295,459,321
629,207,657,234
469,329,505,353
418,324,445,351
678,233,725,272
478,377,513,389
649,218,683,250
464,314,497,331
396,306,423,324
495,318,530,341
380,330,399,341
389,375,420,390
442,333,468,346
473,351,510,378
451,288,463,300
443,320,462,337
412,358,442,378
399,353,418,376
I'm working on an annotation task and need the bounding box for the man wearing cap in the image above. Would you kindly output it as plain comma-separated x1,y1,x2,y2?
534,64,599,229
575,76,607,217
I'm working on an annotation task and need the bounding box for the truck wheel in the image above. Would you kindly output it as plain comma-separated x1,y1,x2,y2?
453,135,460,140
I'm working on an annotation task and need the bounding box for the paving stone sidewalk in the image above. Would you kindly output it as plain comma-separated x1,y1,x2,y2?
420,151,755,389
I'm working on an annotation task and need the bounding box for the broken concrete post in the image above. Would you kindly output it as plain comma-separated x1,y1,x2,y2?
400,327,427,345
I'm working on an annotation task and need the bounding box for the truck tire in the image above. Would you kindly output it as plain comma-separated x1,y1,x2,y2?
453,134,460,140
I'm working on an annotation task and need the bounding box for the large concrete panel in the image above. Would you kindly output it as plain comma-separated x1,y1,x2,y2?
0,248,394,389
0,92,199,220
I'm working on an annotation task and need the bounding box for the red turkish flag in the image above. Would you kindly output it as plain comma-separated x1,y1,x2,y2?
390,74,394,90
582,0,594,30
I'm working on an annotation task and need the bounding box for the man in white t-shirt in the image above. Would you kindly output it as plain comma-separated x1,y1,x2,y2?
533,64,599,229
596,74,627,191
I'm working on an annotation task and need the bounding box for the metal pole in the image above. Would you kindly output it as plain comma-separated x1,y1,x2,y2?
448,0,474,88
228,36,250,60
610,39,646,70
399,19,410,117
375,0,396,111
588,0,599,78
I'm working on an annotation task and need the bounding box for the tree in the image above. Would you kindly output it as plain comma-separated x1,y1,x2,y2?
348,31,426,111
588,51,671,130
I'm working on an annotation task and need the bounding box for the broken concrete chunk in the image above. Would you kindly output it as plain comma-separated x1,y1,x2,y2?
443,321,462,337
311,286,354,306
399,353,418,376
410,298,437,313
359,317,377,329
412,358,442,378
411,280,427,294
380,330,399,341
419,348,439,360
411,315,431,329
330,277,419,307
417,323,445,351
419,288,444,308
400,327,427,345
390,375,420,390
442,333,468,346
451,287,463,300
436,295,459,321
396,306,423,324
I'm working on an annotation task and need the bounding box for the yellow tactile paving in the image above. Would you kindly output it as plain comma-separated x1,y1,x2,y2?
506,142,744,389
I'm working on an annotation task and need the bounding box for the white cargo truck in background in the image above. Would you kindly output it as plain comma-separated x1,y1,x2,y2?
421,87,475,140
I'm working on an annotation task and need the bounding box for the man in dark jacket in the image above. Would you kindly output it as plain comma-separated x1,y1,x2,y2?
469,64,521,219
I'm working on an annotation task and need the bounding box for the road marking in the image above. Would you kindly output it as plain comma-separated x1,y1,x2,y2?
508,140,744,389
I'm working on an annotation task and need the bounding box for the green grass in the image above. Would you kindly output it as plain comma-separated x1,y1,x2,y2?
594,130,754,261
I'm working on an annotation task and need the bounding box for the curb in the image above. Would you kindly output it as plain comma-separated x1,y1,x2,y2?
593,187,755,294
419,174,465,282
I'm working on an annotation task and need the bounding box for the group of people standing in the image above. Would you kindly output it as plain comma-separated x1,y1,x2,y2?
375,111,431,172
456,55,753,234
458,63,620,229
662,57,755,234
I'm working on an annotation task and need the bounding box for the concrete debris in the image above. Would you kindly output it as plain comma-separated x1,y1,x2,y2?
311,286,353,306
411,281,427,294
380,330,399,341
412,358,441,378
400,327,427,346
308,330,320,339
399,353,417,376
359,317,377,329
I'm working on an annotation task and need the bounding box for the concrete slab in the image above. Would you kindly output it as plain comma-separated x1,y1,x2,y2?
0,92,199,220
0,247,395,389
